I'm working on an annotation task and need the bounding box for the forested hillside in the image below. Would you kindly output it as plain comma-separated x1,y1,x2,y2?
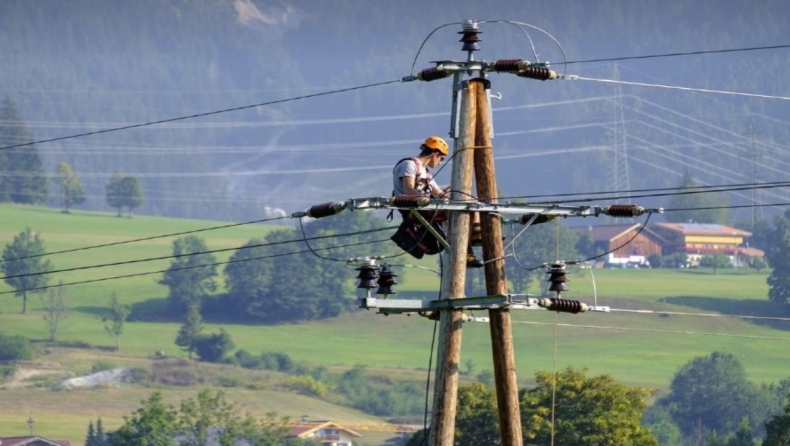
1,0,788,222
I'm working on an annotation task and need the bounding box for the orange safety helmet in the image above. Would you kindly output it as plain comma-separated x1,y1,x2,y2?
422,136,449,156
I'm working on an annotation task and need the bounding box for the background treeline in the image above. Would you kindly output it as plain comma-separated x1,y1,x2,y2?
0,0,788,222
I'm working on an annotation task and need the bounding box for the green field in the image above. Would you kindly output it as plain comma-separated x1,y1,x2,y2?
1,204,788,445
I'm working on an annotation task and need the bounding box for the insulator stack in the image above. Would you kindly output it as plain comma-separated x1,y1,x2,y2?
490,59,531,73
356,265,379,289
417,67,452,82
458,19,482,53
391,195,431,208
375,264,398,295
518,213,556,225
516,67,558,81
306,202,346,219
603,204,646,218
546,262,569,294
538,297,588,314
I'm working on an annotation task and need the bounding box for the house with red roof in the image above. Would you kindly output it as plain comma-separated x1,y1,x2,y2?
572,223,665,266
650,222,764,266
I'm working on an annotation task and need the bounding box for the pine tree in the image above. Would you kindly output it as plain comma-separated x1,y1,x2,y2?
96,418,108,446
0,96,48,204
85,420,96,446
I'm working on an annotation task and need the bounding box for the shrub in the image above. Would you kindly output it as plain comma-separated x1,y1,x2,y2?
0,333,33,361
192,329,234,363
233,349,261,369
260,351,294,373
217,376,240,388
91,360,116,373
283,375,333,397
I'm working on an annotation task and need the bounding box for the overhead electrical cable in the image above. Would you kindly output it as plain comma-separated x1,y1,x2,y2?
561,43,790,65
573,76,790,101
0,215,291,263
513,321,790,341
0,237,392,296
0,79,401,151
0,226,395,280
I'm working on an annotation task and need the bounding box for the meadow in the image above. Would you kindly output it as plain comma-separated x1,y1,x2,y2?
0,204,788,445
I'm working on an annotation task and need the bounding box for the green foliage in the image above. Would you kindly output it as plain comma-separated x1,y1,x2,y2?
110,390,298,446
520,366,658,446
110,392,179,446
282,375,333,397
259,351,295,373
0,96,47,205
642,404,682,446
699,253,732,274
91,359,116,374
159,236,217,314
223,211,394,323
664,171,729,224
1,227,53,314
85,418,109,446
105,171,143,217
455,382,501,446
175,304,204,359
55,161,86,213
658,352,764,439
103,294,131,350
765,210,790,306
41,282,69,341
764,401,790,446
192,328,234,363
0,332,33,360
335,365,424,416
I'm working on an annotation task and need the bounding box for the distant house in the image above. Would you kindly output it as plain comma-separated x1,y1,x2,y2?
0,436,72,446
649,222,763,266
572,223,665,266
286,421,362,446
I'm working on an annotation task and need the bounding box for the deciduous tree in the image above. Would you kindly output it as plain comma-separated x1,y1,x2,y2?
175,304,203,359
110,392,179,446
1,227,53,314
520,366,658,446
159,236,217,314
41,281,69,341
55,161,86,213
765,209,790,306
764,401,790,446
103,294,130,351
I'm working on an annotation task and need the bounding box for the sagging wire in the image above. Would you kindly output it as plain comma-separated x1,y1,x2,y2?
0,237,392,296
1,225,396,280
0,214,292,263
0,80,402,152
481,20,569,78
513,212,655,271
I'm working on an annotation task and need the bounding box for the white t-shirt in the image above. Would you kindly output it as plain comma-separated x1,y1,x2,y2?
392,158,438,196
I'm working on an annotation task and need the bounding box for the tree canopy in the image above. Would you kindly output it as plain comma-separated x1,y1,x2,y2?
1,227,53,314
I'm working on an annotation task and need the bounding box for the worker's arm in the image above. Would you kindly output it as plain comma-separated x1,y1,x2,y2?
430,183,449,199
401,176,424,196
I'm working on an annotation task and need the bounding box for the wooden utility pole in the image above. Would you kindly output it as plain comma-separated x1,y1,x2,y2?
473,78,524,446
429,78,477,446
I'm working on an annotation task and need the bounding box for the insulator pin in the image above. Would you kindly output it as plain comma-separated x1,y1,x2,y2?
391,195,431,208
546,262,569,293
306,202,346,219
491,59,531,73
517,67,558,81
459,20,482,52
538,297,588,314
417,67,452,82
603,204,646,218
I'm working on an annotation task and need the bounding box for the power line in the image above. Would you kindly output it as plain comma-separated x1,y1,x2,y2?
0,79,402,152
573,76,790,101
0,237,391,296
0,215,291,263
512,320,790,341
561,44,790,65
0,226,395,281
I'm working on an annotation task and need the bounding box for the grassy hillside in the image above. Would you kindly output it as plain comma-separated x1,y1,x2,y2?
1,204,789,445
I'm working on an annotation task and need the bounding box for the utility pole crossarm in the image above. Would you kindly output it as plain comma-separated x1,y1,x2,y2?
291,196,664,219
